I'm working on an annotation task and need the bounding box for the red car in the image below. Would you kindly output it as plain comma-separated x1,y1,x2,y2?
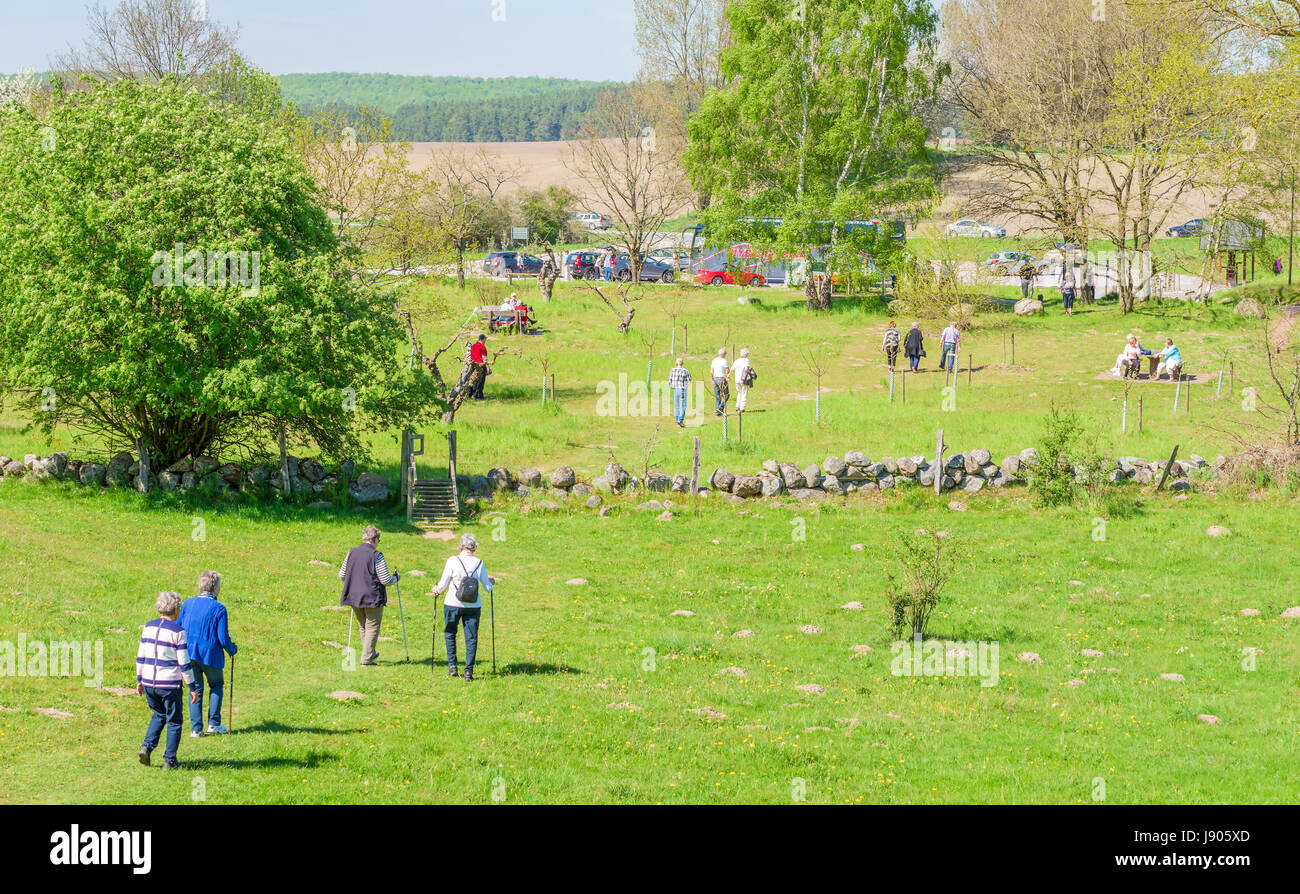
695,268,767,287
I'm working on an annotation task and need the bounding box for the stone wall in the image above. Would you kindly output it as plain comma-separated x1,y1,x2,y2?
0,451,390,504
463,449,1225,506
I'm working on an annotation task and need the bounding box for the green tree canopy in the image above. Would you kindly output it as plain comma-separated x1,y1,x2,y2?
0,77,438,466
685,0,946,308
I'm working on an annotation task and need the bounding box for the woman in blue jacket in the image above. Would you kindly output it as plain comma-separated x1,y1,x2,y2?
178,571,238,736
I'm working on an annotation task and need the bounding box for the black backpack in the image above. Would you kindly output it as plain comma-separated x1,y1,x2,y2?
742,365,757,387
455,557,480,602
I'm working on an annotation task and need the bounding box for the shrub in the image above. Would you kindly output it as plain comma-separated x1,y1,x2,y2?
884,529,957,639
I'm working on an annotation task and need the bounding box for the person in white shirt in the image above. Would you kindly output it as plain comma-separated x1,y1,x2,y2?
732,348,753,412
710,348,730,416
502,292,519,311
431,534,495,681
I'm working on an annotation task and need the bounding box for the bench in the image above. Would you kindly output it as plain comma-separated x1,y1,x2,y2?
479,305,536,334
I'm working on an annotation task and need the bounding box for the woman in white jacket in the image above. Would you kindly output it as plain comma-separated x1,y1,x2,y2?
432,534,495,681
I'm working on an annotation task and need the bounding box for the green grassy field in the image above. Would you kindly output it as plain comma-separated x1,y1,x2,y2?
1,277,1297,804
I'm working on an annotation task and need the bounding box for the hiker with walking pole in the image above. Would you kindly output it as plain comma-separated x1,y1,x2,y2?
178,571,238,737
431,534,495,682
338,525,400,667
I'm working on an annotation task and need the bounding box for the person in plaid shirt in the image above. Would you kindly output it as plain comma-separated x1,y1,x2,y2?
668,358,692,426
881,321,901,372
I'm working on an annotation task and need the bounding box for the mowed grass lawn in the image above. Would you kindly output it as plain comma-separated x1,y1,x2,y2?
0,480,1297,804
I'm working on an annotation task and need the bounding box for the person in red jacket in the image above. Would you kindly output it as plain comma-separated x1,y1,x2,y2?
469,334,488,400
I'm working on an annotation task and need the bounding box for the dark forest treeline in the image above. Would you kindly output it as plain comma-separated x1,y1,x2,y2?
279,74,623,141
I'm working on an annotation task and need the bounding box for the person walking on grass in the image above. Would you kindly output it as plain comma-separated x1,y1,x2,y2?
668,357,692,427
137,591,198,770
339,525,399,667
469,333,489,400
733,348,754,413
940,321,961,373
710,348,730,416
179,571,238,738
1019,263,1034,300
432,534,495,682
881,321,901,372
904,322,924,372
1061,266,1076,315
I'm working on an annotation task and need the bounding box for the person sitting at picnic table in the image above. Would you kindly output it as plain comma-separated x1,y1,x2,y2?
502,292,519,311
1117,334,1141,379
1154,338,1183,381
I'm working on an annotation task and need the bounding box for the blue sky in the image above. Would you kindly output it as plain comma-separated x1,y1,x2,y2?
2,0,641,80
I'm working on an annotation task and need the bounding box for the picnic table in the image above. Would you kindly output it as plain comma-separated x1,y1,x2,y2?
479,304,536,334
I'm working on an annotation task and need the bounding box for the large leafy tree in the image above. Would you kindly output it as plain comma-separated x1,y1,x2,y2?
0,78,439,465
685,0,946,309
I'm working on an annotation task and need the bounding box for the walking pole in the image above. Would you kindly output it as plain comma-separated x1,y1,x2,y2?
228,655,235,732
490,587,497,675
393,578,410,663
431,592,440,672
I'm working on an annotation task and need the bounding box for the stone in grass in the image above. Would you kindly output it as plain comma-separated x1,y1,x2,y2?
1198,714,1221,725
37,708,74,719
671,609,694,617
1160,673,1186,683
850,543,865,551
1280,607,1300,619
840,601,865,611
719,667,748,678
947,500,967,512
1018,652,1043,664
1240,608,1260,617
308,559,331,567
1063,679,1085,688
1206,525,1232,537
798,625,822,635
688,706,726,720
732,629,755,638
1081,648,1105,658
656,509,674,522
850,644,874,656
328,691,365,701
795,683,826,696
565,578,589,586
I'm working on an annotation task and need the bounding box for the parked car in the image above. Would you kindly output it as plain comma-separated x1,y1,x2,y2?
694,267,767,287
565,250,603,280
982,251,1046,276
945,218,1007,238
485,251,544,276
611,253,676,283
1166,219,1205,238
647,248,692,271
575,212,612,231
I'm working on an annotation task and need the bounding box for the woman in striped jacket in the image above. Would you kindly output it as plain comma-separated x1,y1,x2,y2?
881,321,901,372
136,591,198,770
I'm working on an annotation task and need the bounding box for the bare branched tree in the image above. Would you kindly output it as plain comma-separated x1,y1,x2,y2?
566,82,690,284
56,0,240,81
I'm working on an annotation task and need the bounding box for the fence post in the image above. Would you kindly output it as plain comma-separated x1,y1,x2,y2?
690,436,701,500
934,429,946,496
278,423,291,495
889,368,895,404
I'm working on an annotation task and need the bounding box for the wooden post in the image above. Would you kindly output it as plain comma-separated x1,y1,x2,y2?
690,436,701,498
136,438,149,494
400,431,410,499
1138,394,1144,433
934,429,946,496
448,430,458,484
1155,444,1180,492
1011,333,1015,365
550,373,555,404
278,424,291,495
